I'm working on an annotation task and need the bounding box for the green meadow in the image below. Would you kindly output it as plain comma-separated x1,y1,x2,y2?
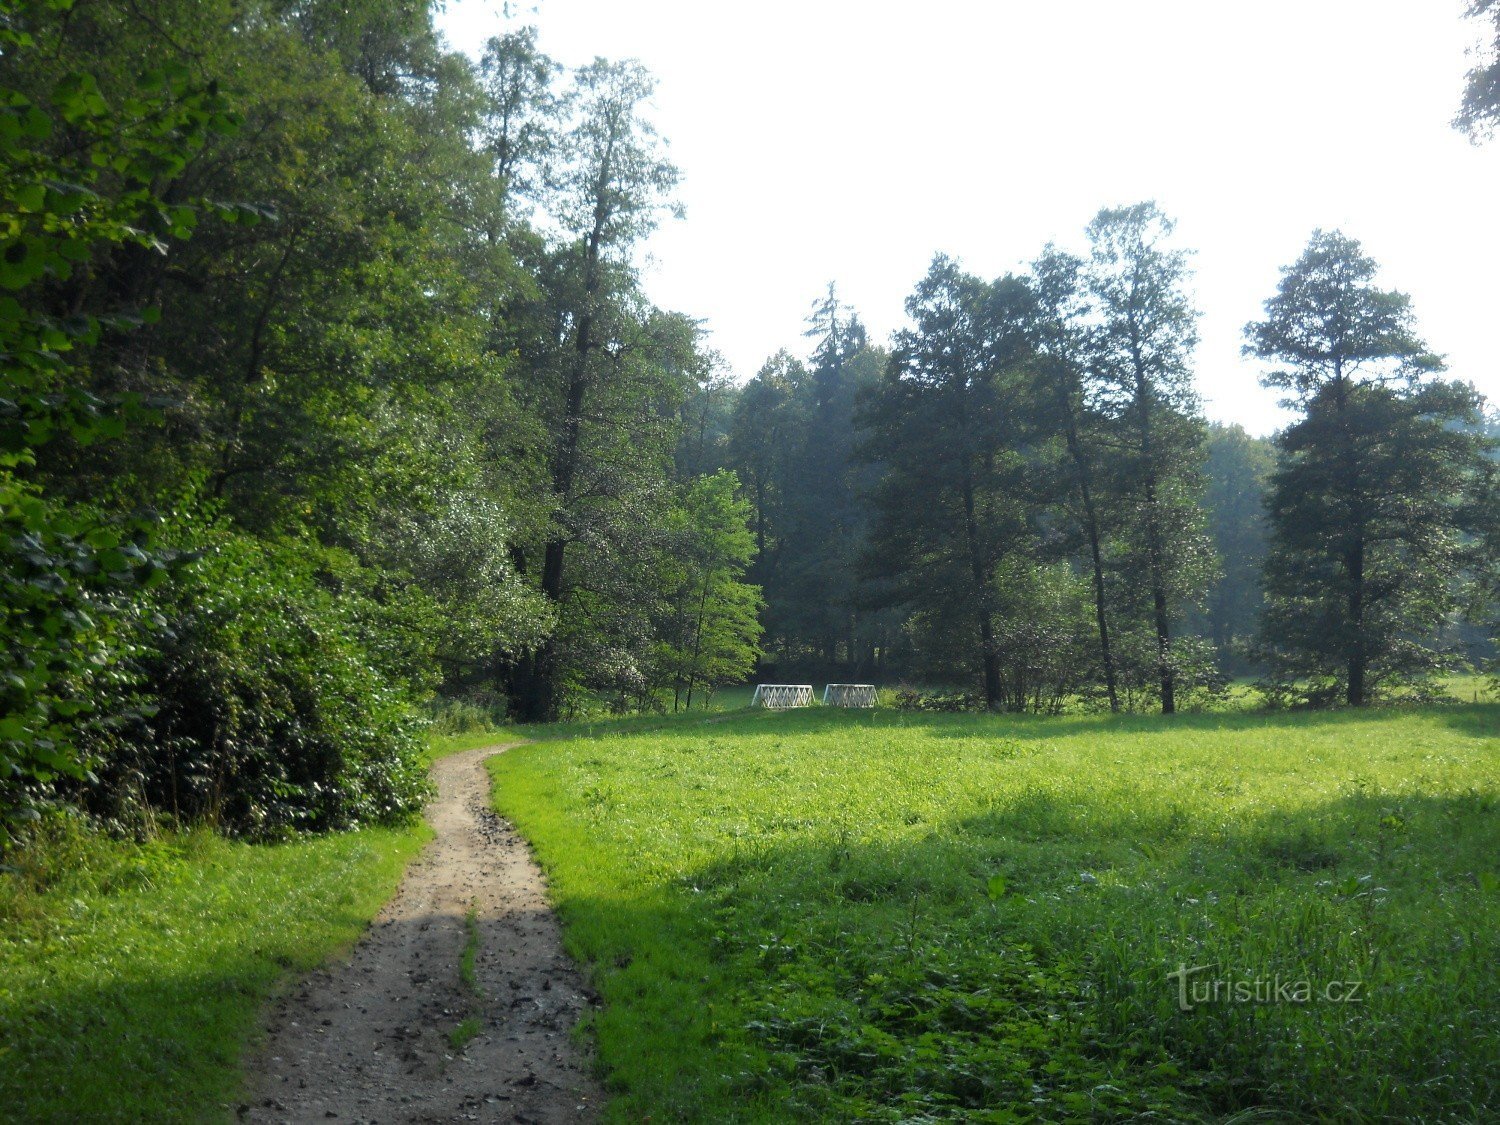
490,703,1499,1121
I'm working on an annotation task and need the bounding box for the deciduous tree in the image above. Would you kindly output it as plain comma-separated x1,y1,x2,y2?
1085,203,1213,713
860,258,1035,709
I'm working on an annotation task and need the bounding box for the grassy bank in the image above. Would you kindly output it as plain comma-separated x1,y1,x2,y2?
489,703,1499,1121
426,728,526,761
0,819,427,1122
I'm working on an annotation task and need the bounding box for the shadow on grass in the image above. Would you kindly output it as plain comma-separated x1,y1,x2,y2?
1,950,311,1122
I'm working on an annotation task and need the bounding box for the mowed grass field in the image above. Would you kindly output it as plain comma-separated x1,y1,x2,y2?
489,703,1499,1121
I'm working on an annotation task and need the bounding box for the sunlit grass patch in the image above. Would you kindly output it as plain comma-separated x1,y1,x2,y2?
491,703,1499,1121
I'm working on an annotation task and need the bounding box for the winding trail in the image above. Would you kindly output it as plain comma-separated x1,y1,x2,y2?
243,744,602,1123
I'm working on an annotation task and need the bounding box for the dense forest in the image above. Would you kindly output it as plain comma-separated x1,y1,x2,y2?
1,0,1496,843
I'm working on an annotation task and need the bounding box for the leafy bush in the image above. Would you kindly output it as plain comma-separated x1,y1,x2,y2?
1112,630,1228,712
83,528,430,837
0,2,240,842
426,694,509,736
891,687,983,713
987,560,1097,713
0,489,172,837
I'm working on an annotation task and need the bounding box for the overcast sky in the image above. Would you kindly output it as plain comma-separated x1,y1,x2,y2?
437,0,1500,435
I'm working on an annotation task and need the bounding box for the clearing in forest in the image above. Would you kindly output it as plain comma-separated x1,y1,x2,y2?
490,704,1499,1121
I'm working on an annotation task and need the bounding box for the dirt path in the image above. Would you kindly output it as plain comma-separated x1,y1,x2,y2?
242,744,603,1123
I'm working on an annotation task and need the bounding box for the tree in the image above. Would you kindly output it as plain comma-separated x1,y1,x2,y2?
2,0,546,832
860,257,1035,709
508,58,683,721
1027,247,1123,710
726,352,802,661
656,471,762,711
1200,424,1275,670
803,282,867,403
780,285,880,674
1475,419,1500,680
1246,230,1493,705
0,0,239,834
1457,0,1500,139
1085,203,1213,714
476,26,558,211
674,354,735,481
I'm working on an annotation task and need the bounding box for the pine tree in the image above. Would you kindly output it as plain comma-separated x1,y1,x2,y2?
1457,0,1500,139
1246,231,1493,704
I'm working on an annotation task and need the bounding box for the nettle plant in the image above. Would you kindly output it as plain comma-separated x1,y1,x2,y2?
0,0,254,838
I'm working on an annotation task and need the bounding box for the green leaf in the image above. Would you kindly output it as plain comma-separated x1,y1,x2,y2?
12,182,44,211
0,238,42,290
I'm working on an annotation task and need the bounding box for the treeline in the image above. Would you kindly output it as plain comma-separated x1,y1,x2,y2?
1,1,759,841
2,0,1497,845
696,212,1497,714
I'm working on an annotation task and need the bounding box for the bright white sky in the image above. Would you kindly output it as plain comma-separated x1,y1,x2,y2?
438,0,1500,435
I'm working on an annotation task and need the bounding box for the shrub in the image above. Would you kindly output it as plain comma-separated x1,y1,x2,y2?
0,488,170,841
82,528,430,837
426,694,509,736
1113,630,1228,712
891,687,983,713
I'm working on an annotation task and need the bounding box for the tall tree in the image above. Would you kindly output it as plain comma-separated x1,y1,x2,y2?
725,352,805,664
1246,230,1492,705
860,257,1034,708
1027,247,1123,711
1085,203,1212,714
1457,0,1500,139
1199,424,1275,669
782,285,878,672
510,58,682,721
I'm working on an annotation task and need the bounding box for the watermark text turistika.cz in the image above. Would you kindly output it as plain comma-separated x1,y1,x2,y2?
1167,964,1364,1011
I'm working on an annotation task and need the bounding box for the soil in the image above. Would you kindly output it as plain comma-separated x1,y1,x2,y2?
241,743,603,1123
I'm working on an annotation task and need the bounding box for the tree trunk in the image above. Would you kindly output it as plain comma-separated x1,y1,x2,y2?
959,453,1001,709
514,220,604,723
1131,353,1175,715
1332,369,1368,708
1060,397,1120,713
1085,516,1120,712
1142,458,1176,715
685,574,712,711
1346,534,1366,706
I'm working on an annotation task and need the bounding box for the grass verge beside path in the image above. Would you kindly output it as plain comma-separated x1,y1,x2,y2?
490,703,1499,1122
0,819,428,1122
426,728,525,761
